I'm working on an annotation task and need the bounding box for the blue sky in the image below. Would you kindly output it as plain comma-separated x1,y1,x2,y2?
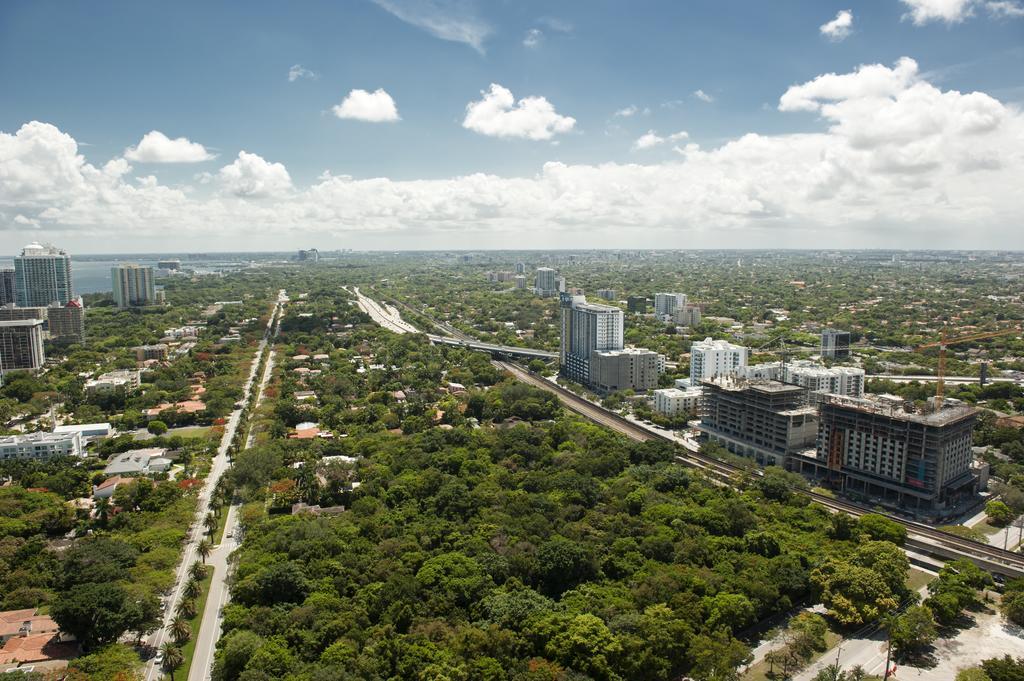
1,0,1022,252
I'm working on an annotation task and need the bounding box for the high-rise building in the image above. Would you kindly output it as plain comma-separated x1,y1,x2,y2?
741,360,864,398
0,319,46,372
698,377,818,467
0,269,14,306
690,337,748,382
560,293,624,385
626,296,648,314
0,305,47,322
513,275,527,290
590,348,665,393
297,248,320,263
47,299,85,344
112,264,156,308
654,292,687,319
673,304,702,327
807,395,979,516
821,329,852,359
515,262,526,274
157,259,181,271
14,243,73,307
535,267,558,297
596,289,616,301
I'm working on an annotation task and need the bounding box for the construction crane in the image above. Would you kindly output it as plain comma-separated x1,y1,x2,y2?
916,327,1019,410
755,334,791,375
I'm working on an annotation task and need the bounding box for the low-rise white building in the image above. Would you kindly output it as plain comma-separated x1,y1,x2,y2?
0,431,83,461
53,422,111,441
740,360,865,397
653,387,703,416
85,369,142,395
690,337,749,382
102,447,171,476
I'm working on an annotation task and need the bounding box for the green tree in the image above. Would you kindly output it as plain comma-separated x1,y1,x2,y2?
148,419,169,436
687,628,751,681
197,538,212,563
980,656,1024,681
543,614,622,681
889,605,937,657
51,582,153,651
67,643,143,679
170,615,191,646
985,500,1014,526
857,514,907,545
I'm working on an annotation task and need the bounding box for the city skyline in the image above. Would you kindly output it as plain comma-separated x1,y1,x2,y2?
1,0,1022,252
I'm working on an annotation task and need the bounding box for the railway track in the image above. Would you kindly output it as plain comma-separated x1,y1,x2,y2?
494,360,1024,578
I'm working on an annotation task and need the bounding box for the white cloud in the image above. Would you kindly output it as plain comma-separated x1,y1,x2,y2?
2,58,1022,248
693,89,714,103
288,64,318,82
124,131,215,163
217,151,292,197
332,89,401,122
462,83,576,140
986,0,1024,16
371,0,491,53
614,105,638,118
632,130,689,151
820,9,854,40
900,0,974,23
523,28,543,48
779,57,920,112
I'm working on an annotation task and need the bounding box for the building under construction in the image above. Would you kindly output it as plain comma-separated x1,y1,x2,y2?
698,377,819,467
792,395,979,518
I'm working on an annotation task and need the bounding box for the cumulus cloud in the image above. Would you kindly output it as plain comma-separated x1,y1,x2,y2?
632,130,689,151
124,131,215,163
986,0,1024,16
820,10,854,40
2,57,1022,248
288,64,318,82
693,89,714,103
372,0,491,53
898,0,1023,23
217,151,292,197
462,84,576,140
614,106,639,117
332,89,401,122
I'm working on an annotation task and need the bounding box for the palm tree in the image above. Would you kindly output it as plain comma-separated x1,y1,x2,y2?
197,538,212,563
188,560,208,582
176,598,196,619
183,578,202,601
203,512,217,537
160,642,184,680
169,615,191,645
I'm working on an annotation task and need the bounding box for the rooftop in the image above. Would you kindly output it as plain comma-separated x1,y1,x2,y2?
821,394,978,426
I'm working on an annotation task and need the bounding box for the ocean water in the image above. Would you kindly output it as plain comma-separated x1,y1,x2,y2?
0,253,251,296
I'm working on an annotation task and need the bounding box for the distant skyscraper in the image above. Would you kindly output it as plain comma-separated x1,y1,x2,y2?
654,292,687,319
298,248,320,263
112,264,156,308
690,337,748,382
157,259,181,271
535,267,558,297
597,288,616,301
513,275,527,289
14,243,73,307
0,269,14,306
560,293,624,385
515,262,526,274
821,329,852,359
0,319,46,372
47,299,85,345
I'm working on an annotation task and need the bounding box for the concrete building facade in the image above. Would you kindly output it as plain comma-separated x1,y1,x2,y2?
13,243,73,308
689,337,748,382
821,329,852,359
0,269,14,306
46,299,85,344
112,264,156,308
0,319,45,372
654,292,687,319
0,431,83,461
698,377,819,467
653,386,702,416
740,360,865,398
559,293,624,386
590,348,664,393
534,267,558,297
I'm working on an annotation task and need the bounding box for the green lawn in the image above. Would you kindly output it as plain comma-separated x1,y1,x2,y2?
213,504,231,545
907,567,935,592
169,567,214,681
973,519,1002,536
167,426,215,439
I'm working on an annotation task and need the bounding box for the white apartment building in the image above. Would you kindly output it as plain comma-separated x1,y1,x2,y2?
653,387,702,416
560,294,624,386
0,431,83,461
85,369,142,394
740,360,865,397
690,337,748,382
654,293,687,319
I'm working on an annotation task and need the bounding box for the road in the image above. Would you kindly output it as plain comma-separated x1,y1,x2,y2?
143,292,284,681
349,286,419,334
186,296,282,681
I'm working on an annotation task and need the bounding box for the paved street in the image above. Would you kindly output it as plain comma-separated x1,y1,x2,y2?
143,294,283,681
